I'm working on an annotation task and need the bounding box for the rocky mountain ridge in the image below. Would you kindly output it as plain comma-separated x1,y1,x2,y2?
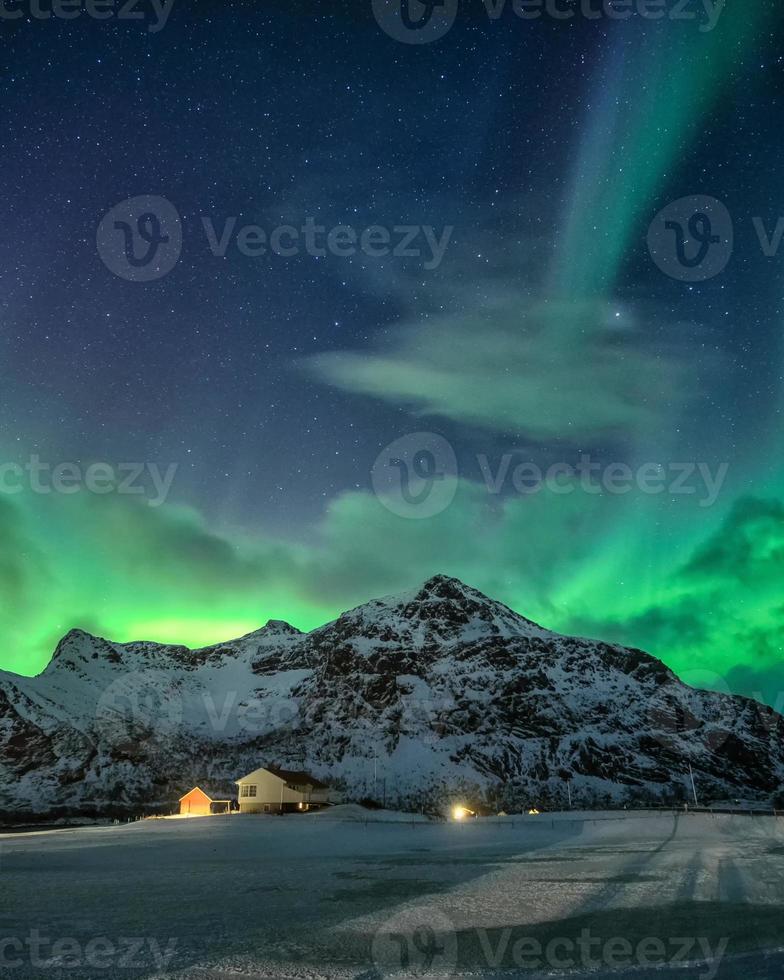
1,575,781,818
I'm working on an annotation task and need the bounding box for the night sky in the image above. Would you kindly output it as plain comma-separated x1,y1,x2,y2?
2,0,784,708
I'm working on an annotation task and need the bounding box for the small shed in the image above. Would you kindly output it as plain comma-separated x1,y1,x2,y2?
178,786,232,816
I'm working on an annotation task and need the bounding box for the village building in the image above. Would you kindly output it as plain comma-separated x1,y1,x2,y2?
235,766,329,813
178,786,233,816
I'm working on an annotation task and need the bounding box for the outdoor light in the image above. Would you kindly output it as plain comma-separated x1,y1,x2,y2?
452,805,469,821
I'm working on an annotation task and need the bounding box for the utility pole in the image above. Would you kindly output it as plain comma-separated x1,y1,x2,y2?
688,761,698,807
566,779,572,809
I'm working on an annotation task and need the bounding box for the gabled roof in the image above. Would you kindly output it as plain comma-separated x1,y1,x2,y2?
235,766,328,790
178,785,232,803
268,766,329,790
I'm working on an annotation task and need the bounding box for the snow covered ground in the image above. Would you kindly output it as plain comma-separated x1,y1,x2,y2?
2,810,783,979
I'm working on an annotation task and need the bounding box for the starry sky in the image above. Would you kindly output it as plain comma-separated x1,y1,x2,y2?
2,0,784,708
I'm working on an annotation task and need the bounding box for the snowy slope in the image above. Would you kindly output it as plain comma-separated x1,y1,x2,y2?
1,575,782,817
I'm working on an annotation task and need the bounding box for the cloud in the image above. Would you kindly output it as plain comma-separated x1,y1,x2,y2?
565,600,712,657
0,477,629,674
559,497,784,709
681,497,784,587
0,498,42,609
306,296,693,446
310,478,613,610
79,494,306,591
0,498,52,669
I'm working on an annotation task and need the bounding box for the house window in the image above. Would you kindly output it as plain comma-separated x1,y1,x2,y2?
241,785,257,798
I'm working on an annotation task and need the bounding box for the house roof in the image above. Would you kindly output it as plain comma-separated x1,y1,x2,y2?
268,766,329,789
235,766,328,790
178,785,232,803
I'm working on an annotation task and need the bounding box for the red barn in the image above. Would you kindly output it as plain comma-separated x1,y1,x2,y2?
178,786,232,816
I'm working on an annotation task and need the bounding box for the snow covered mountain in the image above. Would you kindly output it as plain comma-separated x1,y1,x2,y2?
1,575,782,819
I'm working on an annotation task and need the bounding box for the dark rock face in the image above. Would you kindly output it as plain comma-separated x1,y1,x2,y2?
1,576,781,819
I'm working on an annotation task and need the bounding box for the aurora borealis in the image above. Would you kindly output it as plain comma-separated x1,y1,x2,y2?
2,1,783,711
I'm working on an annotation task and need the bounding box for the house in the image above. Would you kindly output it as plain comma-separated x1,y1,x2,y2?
178,786,233,816
235,766,329,814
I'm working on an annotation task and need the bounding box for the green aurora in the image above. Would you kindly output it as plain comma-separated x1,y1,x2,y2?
2,474,783,714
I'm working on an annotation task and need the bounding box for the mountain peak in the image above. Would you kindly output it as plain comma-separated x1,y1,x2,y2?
231,619,304,650
46,628,118,674
51,627,105,654
60,627,98,643
419,573,472,593
318,574,548,649
260,619,302,636
416,574,495,602
397,575,545,638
